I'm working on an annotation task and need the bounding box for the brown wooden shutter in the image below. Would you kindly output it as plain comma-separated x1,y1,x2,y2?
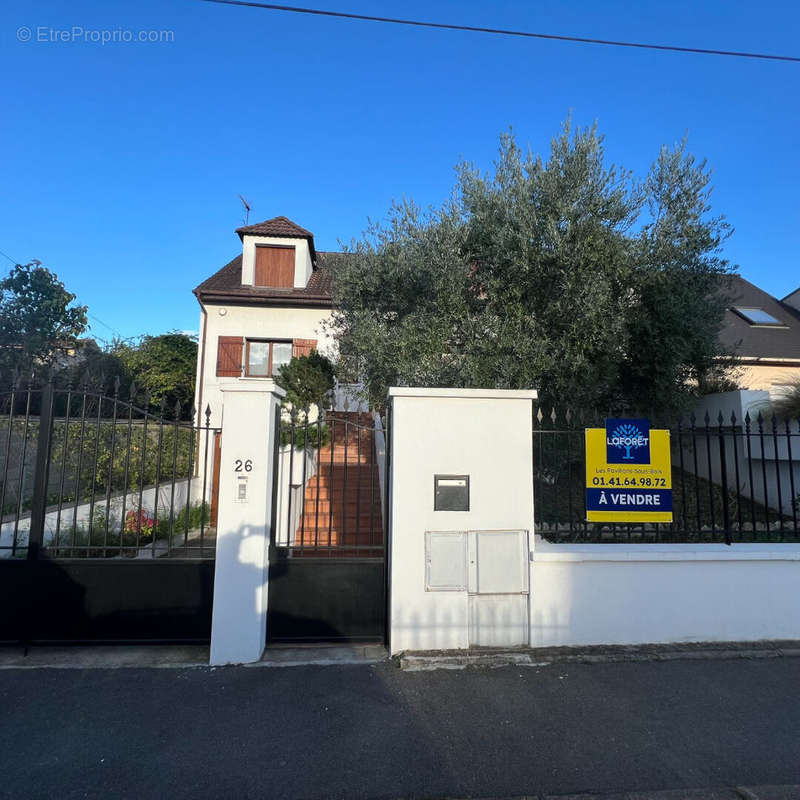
254,246,295,287
216,336,243,377
292,338,317,358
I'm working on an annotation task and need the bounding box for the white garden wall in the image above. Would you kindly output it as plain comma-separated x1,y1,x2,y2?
530,538,800,646
0,479,197,557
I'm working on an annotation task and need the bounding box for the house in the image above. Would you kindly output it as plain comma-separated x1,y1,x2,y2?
721,274,800,396
193,216,339,427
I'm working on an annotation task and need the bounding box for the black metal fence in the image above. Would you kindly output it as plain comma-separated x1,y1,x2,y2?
0,377,220,561
533,406,800,544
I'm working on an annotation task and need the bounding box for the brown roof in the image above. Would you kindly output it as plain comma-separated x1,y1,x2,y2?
235,216,316,260
720,274,800,362
193,251,341,308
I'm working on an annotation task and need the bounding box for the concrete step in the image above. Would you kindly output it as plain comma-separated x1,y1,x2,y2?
259,643,388,667
294,534,384,547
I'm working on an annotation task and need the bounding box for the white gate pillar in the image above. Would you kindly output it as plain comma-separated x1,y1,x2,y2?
210,382,285,666
388,387,537,655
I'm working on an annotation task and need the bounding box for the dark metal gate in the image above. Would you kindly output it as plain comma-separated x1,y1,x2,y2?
0,377,220,644
266,408,390,643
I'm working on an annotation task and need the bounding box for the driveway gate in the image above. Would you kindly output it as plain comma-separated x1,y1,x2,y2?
0,378,219,644
267,409,390,642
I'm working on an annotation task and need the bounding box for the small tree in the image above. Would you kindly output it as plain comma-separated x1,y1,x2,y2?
275,350,335,415
330,121,735,414
0,261,88,375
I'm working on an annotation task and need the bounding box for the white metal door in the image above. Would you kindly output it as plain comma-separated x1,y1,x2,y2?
467,530,529,647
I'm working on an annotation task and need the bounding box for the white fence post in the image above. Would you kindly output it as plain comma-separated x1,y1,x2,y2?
210,382,285,665
388,387,538,654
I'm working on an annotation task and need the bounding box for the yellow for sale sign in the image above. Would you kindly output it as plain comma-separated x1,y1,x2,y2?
585,418,673,523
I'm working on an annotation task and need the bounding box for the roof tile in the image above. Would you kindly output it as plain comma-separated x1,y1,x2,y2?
193,251,341,308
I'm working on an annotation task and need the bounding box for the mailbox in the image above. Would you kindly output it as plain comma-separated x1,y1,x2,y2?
434,475,470,511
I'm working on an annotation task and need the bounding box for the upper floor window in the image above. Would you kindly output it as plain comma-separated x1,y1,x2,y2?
254,245,294,288
216,336,317,378
245,339,292,377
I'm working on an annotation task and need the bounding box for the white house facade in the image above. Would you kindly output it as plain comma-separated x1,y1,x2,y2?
193,216,339,428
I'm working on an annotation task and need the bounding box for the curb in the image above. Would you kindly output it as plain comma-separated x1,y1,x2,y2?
435,785,800,799
398,640,800,671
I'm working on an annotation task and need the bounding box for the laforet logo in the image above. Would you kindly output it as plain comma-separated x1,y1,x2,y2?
605,418,651,464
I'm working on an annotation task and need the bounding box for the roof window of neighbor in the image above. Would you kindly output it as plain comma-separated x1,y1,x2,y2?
733,307,784,326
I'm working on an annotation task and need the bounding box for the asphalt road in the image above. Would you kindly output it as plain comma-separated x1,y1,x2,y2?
2,657,800,799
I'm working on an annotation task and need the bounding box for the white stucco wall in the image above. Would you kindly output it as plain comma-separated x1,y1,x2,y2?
195,302,334,428
210,382,285,665
388,387,537,654
240,235,313,288
530,539,800,646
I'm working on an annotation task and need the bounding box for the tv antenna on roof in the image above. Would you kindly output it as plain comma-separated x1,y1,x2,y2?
238,194,251,226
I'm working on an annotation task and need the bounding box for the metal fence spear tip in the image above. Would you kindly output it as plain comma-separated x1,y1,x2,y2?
113,376,121,397
744,410,751,426
550,407,557,425
536,407,543,424
204,404,211,425
689,410,696,425
704,410,711,425
173,399,181,420
730,410,737,426
717,410,725,426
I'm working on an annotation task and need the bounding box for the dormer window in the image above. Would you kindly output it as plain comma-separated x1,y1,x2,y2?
254,244,294,288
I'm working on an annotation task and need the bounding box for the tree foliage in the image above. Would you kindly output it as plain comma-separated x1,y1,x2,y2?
276,350,336,413
329,121,736,414
0,261,88,375
57,332,197,418
113,332,198,413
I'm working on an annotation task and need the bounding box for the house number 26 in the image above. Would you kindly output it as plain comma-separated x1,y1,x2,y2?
234,459,253,472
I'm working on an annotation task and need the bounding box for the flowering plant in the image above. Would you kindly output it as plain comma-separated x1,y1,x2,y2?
124,509,155,538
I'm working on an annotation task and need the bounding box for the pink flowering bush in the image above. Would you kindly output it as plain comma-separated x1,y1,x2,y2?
124,509,155,539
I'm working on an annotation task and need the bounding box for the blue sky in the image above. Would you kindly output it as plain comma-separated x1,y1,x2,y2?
2,0,799,342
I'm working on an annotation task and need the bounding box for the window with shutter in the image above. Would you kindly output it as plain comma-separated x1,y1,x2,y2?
243,339,293,377
216,336,243,377
254,245,295,287
292,339,318,358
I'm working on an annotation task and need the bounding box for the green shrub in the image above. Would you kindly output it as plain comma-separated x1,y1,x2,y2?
279,421,329,449
771,379,800,421
275,351,335,413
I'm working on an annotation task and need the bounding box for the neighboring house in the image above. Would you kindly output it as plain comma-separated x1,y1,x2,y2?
721,274,800,397
193,216,339,427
